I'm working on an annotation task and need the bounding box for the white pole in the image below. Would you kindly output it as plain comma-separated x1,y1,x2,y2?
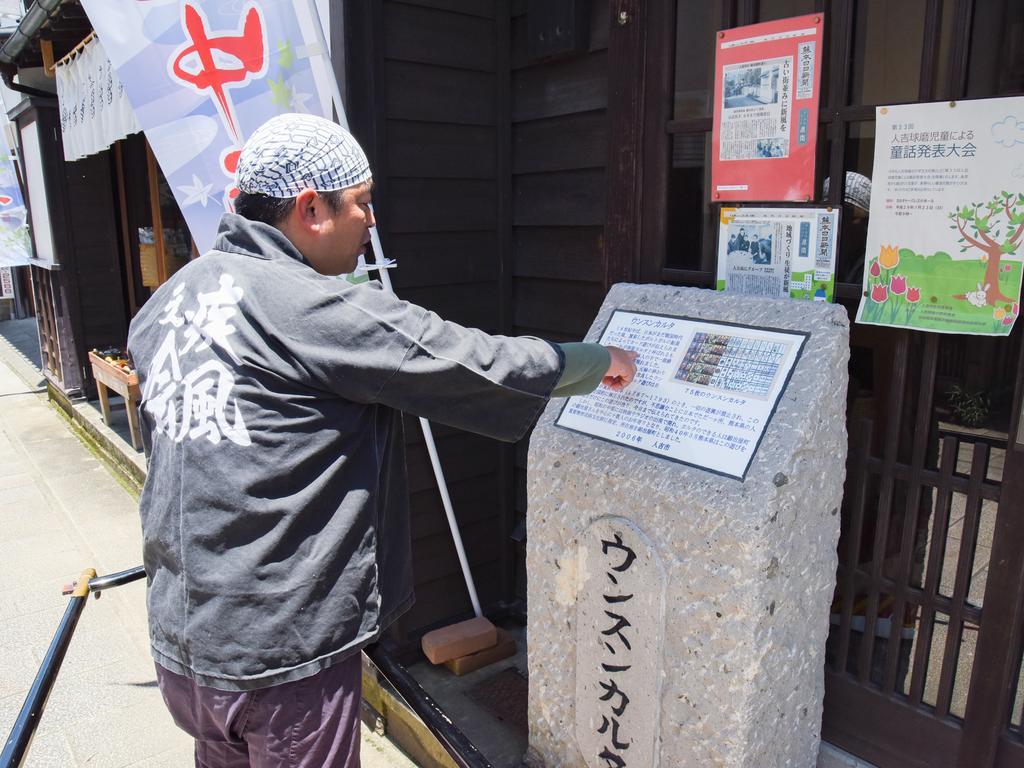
306,0,483,618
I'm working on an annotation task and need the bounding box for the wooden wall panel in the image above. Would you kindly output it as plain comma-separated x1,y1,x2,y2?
369,1,512,645
509,0,609,68
413,521,502,584
506,1,612,615
509,2,610,332
512,52,608,122
406,432,500,494
513,169,606,227
393,0,494,18
351,0,617,644
385,2,495,71
75,252,127,346
512,110,607,174
387,121,496,179
514,465,528,516
401,561,503,634
409,475,503,540
387,178,497,233
513,278,606,338
388,231,500,288
513,226,604,282
386,61,496,125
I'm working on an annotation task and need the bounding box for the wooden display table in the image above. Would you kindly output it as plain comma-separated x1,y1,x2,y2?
87,351,143,450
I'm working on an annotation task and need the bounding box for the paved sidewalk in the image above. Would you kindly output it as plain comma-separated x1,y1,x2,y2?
0,322,417,767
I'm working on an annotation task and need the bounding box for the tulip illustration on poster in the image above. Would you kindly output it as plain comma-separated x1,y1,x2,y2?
856,96,1024,336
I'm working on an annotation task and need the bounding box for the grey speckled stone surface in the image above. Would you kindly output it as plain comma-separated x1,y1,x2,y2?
526,285,850,768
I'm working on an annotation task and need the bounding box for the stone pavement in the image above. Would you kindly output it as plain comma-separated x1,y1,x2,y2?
0,320,418,768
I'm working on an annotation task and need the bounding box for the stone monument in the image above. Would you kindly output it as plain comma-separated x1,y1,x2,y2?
526,284,849,768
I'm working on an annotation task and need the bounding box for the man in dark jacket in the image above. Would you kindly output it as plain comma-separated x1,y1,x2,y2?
128,112,635,768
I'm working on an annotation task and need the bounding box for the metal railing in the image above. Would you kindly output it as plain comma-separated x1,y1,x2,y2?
2,565,492,768
1,566,146,768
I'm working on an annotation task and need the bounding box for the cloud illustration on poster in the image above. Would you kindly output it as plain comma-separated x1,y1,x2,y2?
79,0,179,67
991,115,1024,147
0,206,26,229
141,1,189,46
0,162,17,188
217,0,256,16
145,115,220,176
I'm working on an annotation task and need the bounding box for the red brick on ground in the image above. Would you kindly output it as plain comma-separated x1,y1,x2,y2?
444,627,517,676
421,616,497,664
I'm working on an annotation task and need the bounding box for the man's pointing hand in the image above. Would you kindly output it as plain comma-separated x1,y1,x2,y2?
602,346,638,391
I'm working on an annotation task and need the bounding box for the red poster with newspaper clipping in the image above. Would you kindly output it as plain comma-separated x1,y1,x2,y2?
711,15,824,202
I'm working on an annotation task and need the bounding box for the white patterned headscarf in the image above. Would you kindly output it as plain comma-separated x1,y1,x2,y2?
236,113,372,198
823,171,872,213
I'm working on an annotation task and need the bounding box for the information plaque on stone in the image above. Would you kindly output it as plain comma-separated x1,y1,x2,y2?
556,311,808,479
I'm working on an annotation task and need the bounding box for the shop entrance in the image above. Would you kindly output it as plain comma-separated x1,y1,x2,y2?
824,330,1024,768
624,1,1024,765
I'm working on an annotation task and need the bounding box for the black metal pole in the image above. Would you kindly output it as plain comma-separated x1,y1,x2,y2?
88,565,146,594
0,582,91,768
364,644,493,768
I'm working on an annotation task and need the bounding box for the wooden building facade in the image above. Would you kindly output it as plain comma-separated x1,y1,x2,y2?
0,89,192,400
343,0,616,639
343,2,1024,766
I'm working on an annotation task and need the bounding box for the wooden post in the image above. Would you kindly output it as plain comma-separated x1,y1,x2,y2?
602,0,647,289
40,40,55,78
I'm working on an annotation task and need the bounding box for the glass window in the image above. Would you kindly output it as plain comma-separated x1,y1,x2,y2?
835,121,874,285
145,144,193,286
155,167,193,280
673,3,724,119
849,0,927,105
931,0,958,100
665,134,715,272
755,3,830,105
843,120,875,181
966,0,1024,98
757,0,817,23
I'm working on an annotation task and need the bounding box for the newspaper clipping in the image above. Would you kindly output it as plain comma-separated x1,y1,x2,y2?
717,207,838,301
711,14,823,201
719,57,792,161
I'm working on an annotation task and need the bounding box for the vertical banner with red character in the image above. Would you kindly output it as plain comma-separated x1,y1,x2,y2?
0,112,33,268
711,14,823,202
79,0,336,253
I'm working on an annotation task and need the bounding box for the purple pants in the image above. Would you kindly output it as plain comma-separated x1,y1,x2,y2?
155,654,362,768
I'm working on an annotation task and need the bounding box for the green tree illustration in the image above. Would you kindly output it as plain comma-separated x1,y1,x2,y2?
949,191,1024,306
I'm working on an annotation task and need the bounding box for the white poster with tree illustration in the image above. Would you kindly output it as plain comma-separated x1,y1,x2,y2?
856,96,1023,336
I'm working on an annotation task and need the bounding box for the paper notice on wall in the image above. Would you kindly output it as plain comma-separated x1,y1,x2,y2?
716,206,838,301
711,14,823,201
0,267,13,299
856,96,1024,336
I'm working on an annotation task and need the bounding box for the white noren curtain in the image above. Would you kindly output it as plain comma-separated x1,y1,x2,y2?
55,37,140,162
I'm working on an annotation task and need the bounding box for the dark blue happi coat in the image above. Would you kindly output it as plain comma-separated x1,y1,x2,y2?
128,213,563,690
